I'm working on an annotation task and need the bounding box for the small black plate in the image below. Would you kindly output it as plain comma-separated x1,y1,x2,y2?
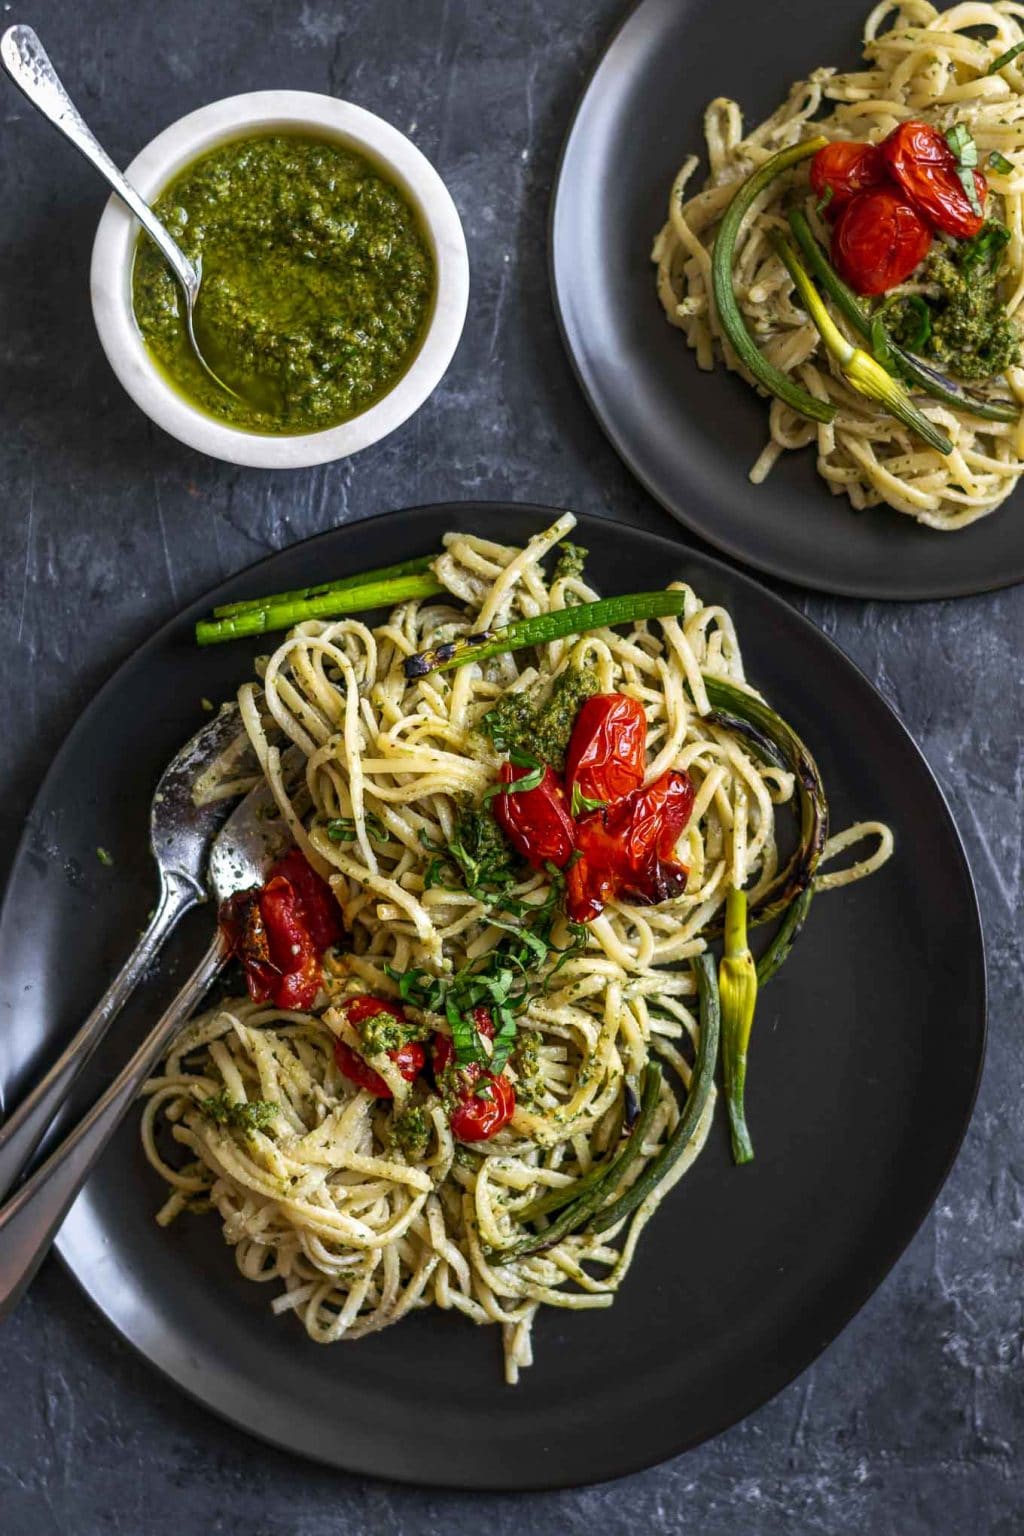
0,504,985,1488
550,0,1024,599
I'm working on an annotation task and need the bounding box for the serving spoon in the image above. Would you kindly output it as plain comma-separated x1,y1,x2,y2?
0,23,238,402
0,750,295,1317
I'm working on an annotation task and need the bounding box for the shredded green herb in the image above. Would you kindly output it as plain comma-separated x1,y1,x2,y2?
945,123,983,218
326,812,389,844
389,868,588,1075
421,800,522,898
481,750,546,802
989,149,1015,175
96,847,114,867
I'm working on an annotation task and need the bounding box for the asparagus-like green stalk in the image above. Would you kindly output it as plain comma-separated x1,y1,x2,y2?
755,887,813,986
196,570,445,646
701,676,828,929
711,137,836,426
402,591,689,678
786,209,1019,424
212,555,438,618
483,1061,664,1265
587,951,720,1234
719,887,758,1165
771,230,953,454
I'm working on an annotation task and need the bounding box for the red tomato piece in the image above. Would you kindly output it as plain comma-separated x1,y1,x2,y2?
809,140,887,216
449,1073,516,1142
219,890,278,1003
830,189,933,296
881,120,986,240
333,1038,426,1098
334,995,426,1098
493,761,575,869
259,876,321,1009
220,846,344,1012
432,1008,515,1142
565,693,647,813
268,848,343,952
566,770,696,923
344,995,404,1027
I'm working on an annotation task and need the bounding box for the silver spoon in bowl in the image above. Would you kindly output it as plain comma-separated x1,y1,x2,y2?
0,23,239,402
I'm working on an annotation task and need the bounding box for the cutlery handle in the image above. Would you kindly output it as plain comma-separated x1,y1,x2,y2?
0,24,198,297
0,868,201,1202
0,931,226,1319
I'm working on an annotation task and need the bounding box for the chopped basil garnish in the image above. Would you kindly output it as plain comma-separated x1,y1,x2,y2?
945,123,983,217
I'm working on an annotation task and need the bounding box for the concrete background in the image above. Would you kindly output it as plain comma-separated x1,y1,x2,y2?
0,1,1020,1531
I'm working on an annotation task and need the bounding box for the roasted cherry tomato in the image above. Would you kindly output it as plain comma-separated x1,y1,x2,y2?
268,848,343,952
809,140,887,216
220,847,343,1012
432,1008,516,1142
333,1038,426,1098
565,693,647,814
830,188,933,296
257,875,321,1009
881,120,986,240
448,1073,516,1142
333,995,426,1098
566,770,696,923
493,760,575,869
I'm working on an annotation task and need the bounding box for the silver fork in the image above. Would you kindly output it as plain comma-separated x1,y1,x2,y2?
0,755,293,1316
0,705,250,1204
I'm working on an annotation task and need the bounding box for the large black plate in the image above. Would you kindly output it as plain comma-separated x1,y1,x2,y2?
0,504,985,1488
550,0,1024,599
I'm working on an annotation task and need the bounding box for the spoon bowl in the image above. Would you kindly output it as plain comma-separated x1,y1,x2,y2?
0,24,238,402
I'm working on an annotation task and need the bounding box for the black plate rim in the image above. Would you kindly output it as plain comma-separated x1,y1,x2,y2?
2,500,988,1489
547,0,1024,603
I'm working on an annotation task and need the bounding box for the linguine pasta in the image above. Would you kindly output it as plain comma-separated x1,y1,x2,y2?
141,516,892,1382
652,0,1024,529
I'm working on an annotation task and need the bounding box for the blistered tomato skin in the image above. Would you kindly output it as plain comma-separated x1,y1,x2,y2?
267,848,343,952
566,770,696,923
831,189,933,296
565,693,647,811
493,761,576,868
881,121,986,240
256,876,321,1010
448,1073,516,1141
220,848,344,1012
809,141,887,215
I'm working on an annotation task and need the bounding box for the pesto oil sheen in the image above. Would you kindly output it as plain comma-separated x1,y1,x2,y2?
131,132,436,434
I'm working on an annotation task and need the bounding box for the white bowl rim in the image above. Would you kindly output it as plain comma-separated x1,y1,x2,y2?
90,90,469,468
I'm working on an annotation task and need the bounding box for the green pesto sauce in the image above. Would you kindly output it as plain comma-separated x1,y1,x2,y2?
444,798,522,894
131,132,436,434
358,1008,429,1057
480,664,599,771
390,1103,432,1161
201,1092,278,1134
888,222,1020,382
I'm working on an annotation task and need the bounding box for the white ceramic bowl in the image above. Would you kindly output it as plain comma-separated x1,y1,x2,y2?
90,91,469,467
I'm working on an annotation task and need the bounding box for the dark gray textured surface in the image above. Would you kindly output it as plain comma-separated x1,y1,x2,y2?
0,1,1019,1531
